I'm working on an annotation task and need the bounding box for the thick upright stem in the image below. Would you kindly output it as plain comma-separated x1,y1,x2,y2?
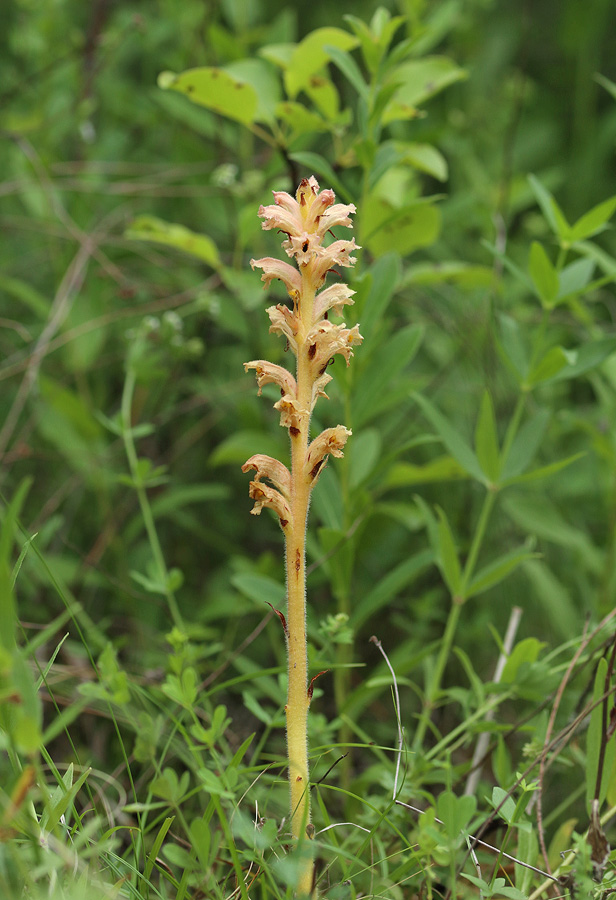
285,281,315,895
245,177,361,898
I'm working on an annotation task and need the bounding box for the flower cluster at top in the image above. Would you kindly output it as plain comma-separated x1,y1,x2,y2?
242,176,363,529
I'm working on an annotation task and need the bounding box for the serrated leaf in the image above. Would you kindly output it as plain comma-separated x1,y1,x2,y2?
158,67,258,125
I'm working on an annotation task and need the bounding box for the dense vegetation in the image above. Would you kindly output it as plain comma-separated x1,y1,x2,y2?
2,0,616,897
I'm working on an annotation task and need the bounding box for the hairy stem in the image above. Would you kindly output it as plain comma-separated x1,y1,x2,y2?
285,279,315,896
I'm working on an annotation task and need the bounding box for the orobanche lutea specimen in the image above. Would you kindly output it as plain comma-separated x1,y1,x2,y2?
242,176,362,895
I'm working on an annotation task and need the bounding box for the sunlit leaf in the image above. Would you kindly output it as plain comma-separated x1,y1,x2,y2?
158,67,258,125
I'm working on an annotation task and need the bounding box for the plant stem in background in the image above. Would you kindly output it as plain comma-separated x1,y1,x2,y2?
243,176,362,896
121,362,184,631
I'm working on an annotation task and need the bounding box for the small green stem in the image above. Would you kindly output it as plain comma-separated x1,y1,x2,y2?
500,393,526,466
413,601,461,752
121,365,184,631
414,488,497,753
460,489,497,596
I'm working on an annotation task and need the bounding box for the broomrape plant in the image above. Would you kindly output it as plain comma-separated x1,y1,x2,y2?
242,176,362,896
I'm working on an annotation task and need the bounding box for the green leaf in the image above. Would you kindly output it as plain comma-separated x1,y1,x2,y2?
502,452,584,486
42,765,91,833
126,216,220,268
500,637,545,684
348,428,382,488
491,786,517,825
528,174,570,240
403,261,492,289
323,44,368,100
586,657,615,808
363,198,441,257
352,549,433,629
384,455,468,487
516,824,538,894
224,58,281,125
501,408,551,480
569,195,616,242
210,429,284,466
396,141,448,181
144,818,175,884
546,336,616,383
189,818,212,871
474,391,500,483
163,843,199,870
158,67,258,125
496,314,529,381
595,72,616,100
436,507,462,597
557,257,595,300
231,573,286,609
318,527,354,601
436,790,476,840
461,874,526,899
275,101,329,138
0,275,49,317
284,27,359,98
529,241,559,306
414,393,484,483
355,254,401,341
466,546,539,599
352,324,423,427
288,151,352,202
526,346,575,386
303,76,340,120
383,56,467,122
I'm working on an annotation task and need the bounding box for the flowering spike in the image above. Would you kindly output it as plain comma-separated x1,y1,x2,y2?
242,176,360,895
